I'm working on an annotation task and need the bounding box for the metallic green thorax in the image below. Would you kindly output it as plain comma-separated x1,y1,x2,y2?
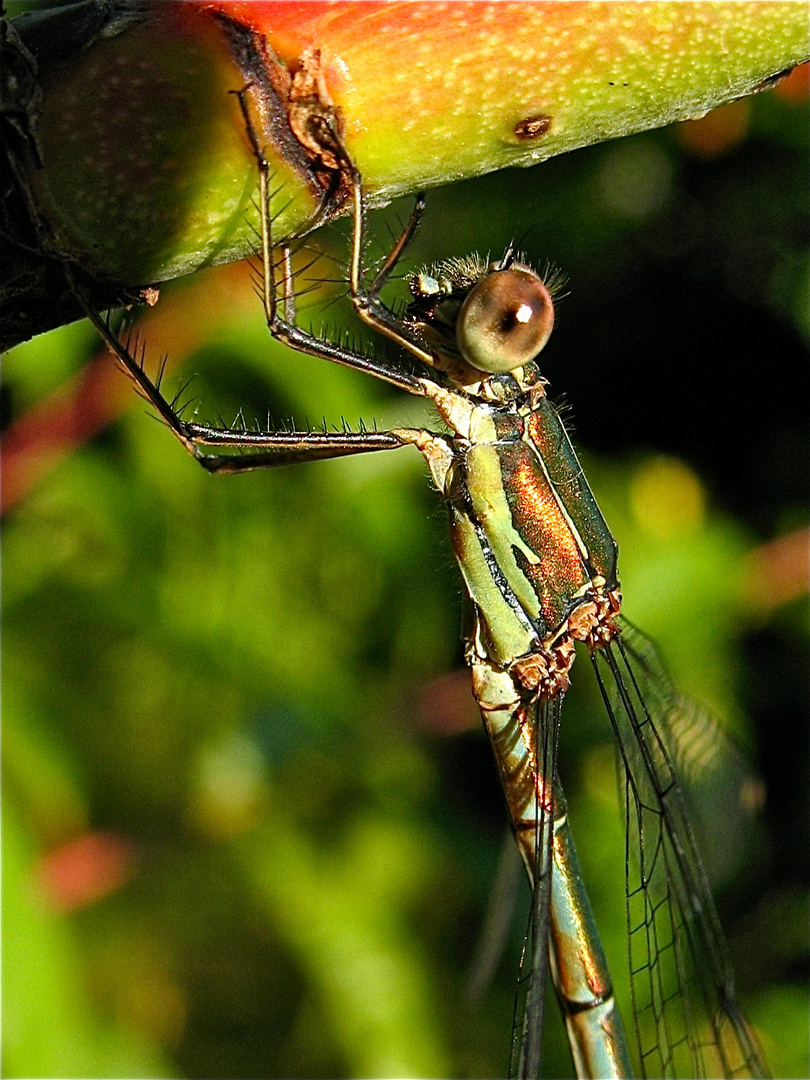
410,368,621,700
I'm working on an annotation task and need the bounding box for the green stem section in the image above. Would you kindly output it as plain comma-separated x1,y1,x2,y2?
2,1,808,349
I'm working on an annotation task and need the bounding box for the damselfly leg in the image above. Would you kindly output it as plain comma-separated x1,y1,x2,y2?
70,125,429,473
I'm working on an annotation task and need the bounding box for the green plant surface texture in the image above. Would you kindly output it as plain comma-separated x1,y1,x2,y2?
8,2,809,284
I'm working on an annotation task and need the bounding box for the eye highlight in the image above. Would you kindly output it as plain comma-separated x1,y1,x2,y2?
456,268,555,374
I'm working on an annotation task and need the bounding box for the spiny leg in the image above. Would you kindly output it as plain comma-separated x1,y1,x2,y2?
245,85,434,369
67,95,449,472
75,297,412,473
241,89,430,394
343,163,437,365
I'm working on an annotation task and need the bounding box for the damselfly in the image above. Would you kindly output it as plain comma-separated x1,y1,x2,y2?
75,124,768,1078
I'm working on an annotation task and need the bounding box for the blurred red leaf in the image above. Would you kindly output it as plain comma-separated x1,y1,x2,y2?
36,831,136,912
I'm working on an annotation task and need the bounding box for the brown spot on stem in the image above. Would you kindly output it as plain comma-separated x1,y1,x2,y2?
514,115,551,141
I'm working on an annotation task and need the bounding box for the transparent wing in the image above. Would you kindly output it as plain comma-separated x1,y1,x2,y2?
591,620,768,1079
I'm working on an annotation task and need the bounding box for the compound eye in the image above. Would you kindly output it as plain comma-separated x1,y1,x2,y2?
456,268,555,374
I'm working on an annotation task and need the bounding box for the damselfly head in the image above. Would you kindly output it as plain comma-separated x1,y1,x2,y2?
406,254,559,384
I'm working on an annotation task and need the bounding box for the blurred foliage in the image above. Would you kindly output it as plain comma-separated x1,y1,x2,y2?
2,58,809,1080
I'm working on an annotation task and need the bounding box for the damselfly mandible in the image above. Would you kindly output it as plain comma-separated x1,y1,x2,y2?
75,121,769,1079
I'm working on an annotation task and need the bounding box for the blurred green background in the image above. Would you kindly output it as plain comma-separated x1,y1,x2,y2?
2,39,808,1080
